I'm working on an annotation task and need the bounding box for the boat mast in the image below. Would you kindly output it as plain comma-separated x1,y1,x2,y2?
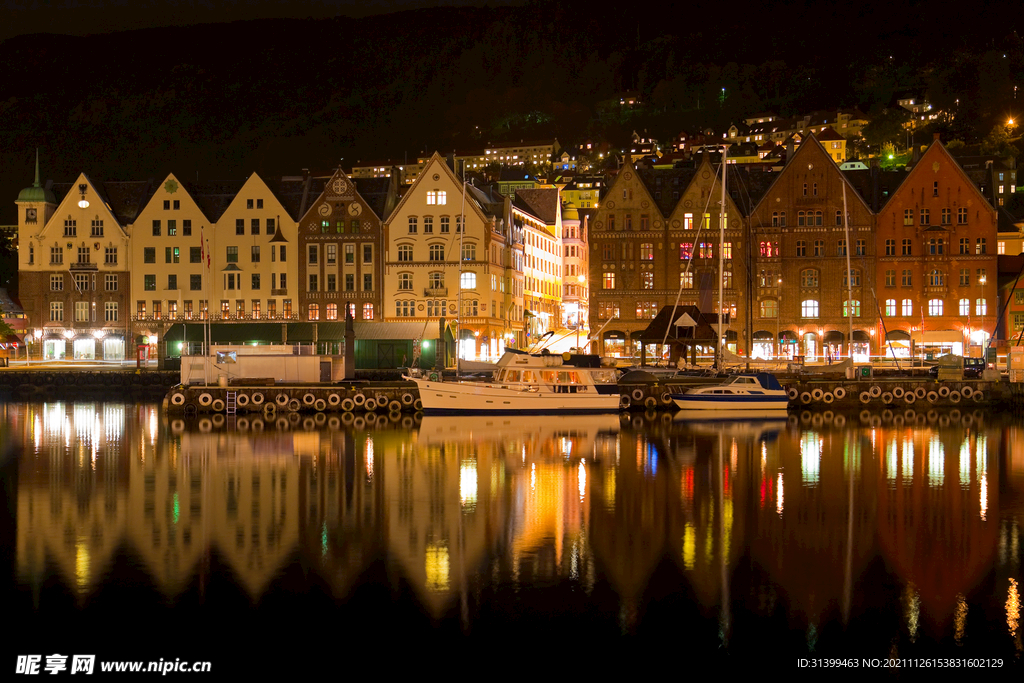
843,184,853,360
456,166,467,379
717,144,727,369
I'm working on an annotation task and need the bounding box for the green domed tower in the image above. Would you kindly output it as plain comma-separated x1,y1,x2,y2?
16,150,57,227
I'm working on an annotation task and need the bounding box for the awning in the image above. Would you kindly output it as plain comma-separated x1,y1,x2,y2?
852,330,870,342
753,330,774,341
824,330,844,343
885,330,911,341
779,330,798,342
911,330,963,344
603,330,627,340
164,323,286,344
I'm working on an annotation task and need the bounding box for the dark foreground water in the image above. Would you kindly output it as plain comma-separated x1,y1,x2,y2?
2,402,1022,677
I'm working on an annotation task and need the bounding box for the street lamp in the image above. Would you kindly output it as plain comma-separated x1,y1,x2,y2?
979,275,988,358
576,274,587,351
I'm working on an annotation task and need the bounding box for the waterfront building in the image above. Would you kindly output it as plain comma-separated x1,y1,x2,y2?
748,134,876,361
513,188,563,340
560,201,589,336
382,153,525,361
296,168,399,332
129,174,243,348
16,156,149,361
874,136,999,358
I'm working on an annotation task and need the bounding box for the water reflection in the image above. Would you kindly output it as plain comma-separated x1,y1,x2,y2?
8,402,1024,657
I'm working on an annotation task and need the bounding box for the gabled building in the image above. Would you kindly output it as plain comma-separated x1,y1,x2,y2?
296,168,397,332
16,154,153,361
513,188,563,339
748,134,876,362
383,153,525,362
560,201,589,335
129,174,243,346
874,136,999,358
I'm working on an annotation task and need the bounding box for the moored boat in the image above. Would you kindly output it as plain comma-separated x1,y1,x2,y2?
670,372,790,411
405,349,621,414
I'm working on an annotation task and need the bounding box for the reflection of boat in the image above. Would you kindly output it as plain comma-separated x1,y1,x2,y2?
418,413,620,453
671,373,789,412
673,416,786,441
406,349,621,414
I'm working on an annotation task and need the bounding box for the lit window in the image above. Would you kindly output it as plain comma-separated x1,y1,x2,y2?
801,300,819,318
928,299,944,316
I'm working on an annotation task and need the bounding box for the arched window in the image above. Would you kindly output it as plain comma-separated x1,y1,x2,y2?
760,299,778,318
929,269,944,286
398,273,413,290
326,303,338,320
397,244,413,261
814,210,823,226
308,303,320,321
800,269,819,288
798,210,806,226
928,299,944,316
460,272,477,289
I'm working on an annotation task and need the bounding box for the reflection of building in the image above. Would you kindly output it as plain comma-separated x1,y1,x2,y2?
380,427,506,616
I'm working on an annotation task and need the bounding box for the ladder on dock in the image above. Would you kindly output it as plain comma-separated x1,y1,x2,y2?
226,391,237,415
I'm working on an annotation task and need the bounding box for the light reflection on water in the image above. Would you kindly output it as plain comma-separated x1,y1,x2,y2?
6,401,1024,661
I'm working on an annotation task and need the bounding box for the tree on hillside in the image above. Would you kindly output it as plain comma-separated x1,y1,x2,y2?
863,108,911,150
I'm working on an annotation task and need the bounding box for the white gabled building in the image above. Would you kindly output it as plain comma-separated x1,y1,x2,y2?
383,153,525,362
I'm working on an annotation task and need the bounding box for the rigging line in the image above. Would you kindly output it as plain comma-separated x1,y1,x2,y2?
660,164,721,349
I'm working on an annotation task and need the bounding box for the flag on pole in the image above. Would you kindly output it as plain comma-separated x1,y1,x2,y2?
200,226,206,270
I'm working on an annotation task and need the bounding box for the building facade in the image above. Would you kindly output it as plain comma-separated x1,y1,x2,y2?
383,153,525,361
874,138,999,358
748,135,876,362
297,169,397,332
17,162,147,361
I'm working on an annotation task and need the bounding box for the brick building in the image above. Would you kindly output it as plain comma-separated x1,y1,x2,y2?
749,135,876,362
874,137,999,358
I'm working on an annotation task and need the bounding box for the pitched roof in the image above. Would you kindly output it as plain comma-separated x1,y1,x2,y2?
353,177,393,221
514,188,560,224
635,305,725,342
636,167,698,217
266,176,328,222
178,179,247,223
841,168,909,212
815,126,844,142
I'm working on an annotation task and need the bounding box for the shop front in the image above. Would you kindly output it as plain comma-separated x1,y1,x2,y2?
911,330,963,359
851,330,871,362
602,330,627,357
778,331,798,360
883,330,911,359
752,330,774,359
43,335,67,360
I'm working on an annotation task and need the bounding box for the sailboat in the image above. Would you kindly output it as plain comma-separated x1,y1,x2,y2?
670,145,789,414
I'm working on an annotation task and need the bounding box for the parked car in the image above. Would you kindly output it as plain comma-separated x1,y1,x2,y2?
927,355,984,378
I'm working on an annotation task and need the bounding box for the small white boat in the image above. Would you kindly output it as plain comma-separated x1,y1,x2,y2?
670,373,790,411
406,349,622,415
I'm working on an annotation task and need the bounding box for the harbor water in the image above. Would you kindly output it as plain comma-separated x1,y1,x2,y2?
3,401,1022,675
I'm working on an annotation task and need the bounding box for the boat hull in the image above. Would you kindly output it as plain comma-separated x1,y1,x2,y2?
671,394,790,411
412,379,621,414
